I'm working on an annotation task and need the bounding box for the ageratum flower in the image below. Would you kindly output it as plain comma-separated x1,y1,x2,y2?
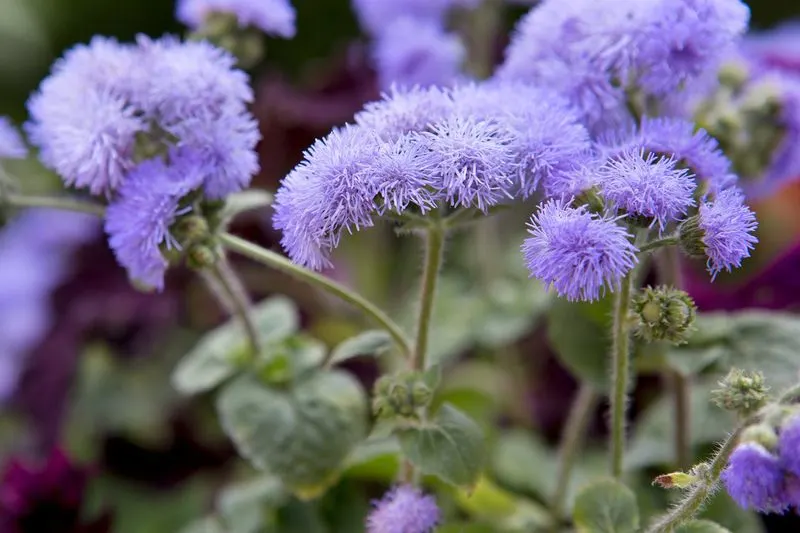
105,150,205,290
366,485,440,533
0,118,26,160
373,18,466,91
598,149,696,230
722,443,787,513
176,0,297,38
779,416,800,478
522,199,638,301
352,0,479,35
354,85,454,142
695,189,758,278
450,81,592,198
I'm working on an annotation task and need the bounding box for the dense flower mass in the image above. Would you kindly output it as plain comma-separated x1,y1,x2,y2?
521,199,638,301
722,442,787,513
696,189,758,278
373,18,465,90
176,0,297,38
351,0,478,35
0,210,98,401
366,485,440,533
497,0,749,130
0,118,27,160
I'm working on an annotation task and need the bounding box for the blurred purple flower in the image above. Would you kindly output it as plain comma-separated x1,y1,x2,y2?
722,442,787,513
176,0,297,38
743,20,800,74
0,449,111,533
522,199,638,301
373,18,465,91
352,0,479,35
0,118,26,160
366,485,440,533
780,416,800,478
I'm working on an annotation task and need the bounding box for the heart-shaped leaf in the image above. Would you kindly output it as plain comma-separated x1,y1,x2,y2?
572,479,639,533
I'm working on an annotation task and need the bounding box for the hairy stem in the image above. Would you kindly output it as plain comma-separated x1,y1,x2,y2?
639,235,680,254
610,272,634,478
411,225,445,371
219,232,412,357
552,384,599,521
646,427,743,533
207,257,261,355
4,193,106,217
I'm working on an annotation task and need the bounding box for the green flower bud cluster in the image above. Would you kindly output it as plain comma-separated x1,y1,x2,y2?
632,286,697,345
372,372,433,420
190,12,265,69
711,368,770,417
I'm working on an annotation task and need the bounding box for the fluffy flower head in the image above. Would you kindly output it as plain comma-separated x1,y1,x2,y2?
779,416,800,478
598,149,696,230
373,18,465,91
355,85,454,142
0,118,26,160
522,199,638,301
722,443,787,513
366,485,440,533
696,189,758,278
352,0,479,35
177,0,297,37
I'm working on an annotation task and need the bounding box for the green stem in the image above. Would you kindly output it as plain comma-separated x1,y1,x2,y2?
551,384,599,522
205,258,262,355
4,193,106,217
411,225,445,371
639,235,680,255
646,427,743,533
610,272,634,479
219,232,412,358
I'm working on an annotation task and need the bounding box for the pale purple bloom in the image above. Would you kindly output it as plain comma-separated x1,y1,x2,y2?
450,81,592,198
421,116,516,211
598,149,696,230
743,20,800,73
697,189,758,279
722,443,787,513
26,37,145,195
369,134,439,213
366,485,440,533
354,85,454,142
635,0,750,96
352,0,479,35
779,416,800,478
105,150,205,290
373,18,465,91
0,209,98,401
544,157,601,199
0,118,26,159
176,0,297,38
522,199,638,301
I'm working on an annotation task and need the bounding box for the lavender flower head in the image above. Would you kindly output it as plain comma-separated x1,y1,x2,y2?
373,18,466,91
366,485,440,533
0,118,26,160
598,149,696,230
695,189,758,279
352,0,479,35
354,85,454,142
522,199,638,301
105,150,205,290
26,35,260,198
779,416,800,478
722,442,787,513
177,0,297,38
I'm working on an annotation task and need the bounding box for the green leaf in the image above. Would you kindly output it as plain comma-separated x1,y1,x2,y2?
178,517,225,533
257,334,327,384
327,330,393,366
700,491,765,533
675,520,732,533
397,403,486,488
454,476,553,531
220,189,273,225
626,381,735,469
342,436,401,481
217,476,286,533
572,479,639,533
172,296,299,395
547,297,612,389
217,371,368,497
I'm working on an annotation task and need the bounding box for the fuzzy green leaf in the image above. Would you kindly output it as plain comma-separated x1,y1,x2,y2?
327,330,393,366
397,403,486,488
675,520,732,533
572,479,639,533
217,476,285,533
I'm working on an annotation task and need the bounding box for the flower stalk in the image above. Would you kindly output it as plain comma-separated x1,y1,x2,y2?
610,271,634,478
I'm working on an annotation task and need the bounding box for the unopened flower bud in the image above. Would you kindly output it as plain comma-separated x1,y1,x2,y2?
741,424,779,451
176,215,210,244
711,368,769,416
371,372,433,420
186,244,219,270
678,215,706,258
573,186,605,214
632,286,697,345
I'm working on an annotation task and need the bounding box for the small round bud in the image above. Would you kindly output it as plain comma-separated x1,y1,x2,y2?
176,215,210,244
573,186,605,214
718,61,749,89
186,244,219,270
632,286,697,345
678,215,706,258
711,368,770,416
371,372,433,420
741,424,779,451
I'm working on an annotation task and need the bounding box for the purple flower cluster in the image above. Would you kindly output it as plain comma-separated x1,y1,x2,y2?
0,118,26,160
273,82,591,269
366,485,440,533
176,0,297,38
696,189,758,279
353,0,472,90
498,0,749,130
0,210,99,401
26,36,260,289
723,416,800,513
